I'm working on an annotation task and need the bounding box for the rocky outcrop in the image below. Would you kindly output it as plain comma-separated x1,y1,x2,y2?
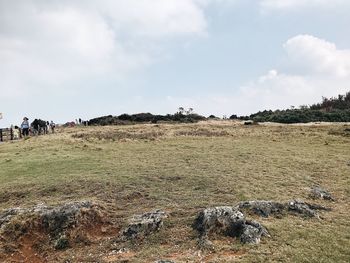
238,200,285,217
240,220,270,244
193,206,245,239
309,186,335,201
0,207,27,230
238,200,331,218
193,206,269,247
122,210,167,239
0,201,107,252
0,201,93,230
287,199,331,218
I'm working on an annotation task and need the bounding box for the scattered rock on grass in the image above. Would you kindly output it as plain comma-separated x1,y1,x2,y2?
239,200,331,218
0,201,107,254
238,200,285,218
193,206,245,239
122,210,167,239
288,199,331,218
0,207,27,229
309,186,335,201
193,206,269,247
240,220,270,244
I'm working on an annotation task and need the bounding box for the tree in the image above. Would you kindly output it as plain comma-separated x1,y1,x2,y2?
187,108,194,115
178,107,185,114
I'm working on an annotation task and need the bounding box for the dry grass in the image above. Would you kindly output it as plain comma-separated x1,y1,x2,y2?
0,121,349,262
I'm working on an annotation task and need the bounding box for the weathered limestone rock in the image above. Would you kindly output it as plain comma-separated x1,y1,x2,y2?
287,199,331,218
193,198,332,248
193,206,245,239
0,201,104,251
310,186,335,201
0,207,26,230
238,201,285,217
238,200,331,219
122,210,167,239
240,220,270,244
0,201,93,232
193,206,269,246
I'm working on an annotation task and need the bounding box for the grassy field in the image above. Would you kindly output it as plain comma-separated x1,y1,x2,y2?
0,121,349,262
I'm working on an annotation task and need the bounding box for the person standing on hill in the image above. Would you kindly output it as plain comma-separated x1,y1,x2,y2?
50,120,55,133
21,117,29,137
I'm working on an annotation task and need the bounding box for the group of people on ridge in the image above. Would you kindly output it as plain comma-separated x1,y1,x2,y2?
20,117,55,137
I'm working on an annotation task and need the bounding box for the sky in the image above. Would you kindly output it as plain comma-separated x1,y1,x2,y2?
1,0,350,126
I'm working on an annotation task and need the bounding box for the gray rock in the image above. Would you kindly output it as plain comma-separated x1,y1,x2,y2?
39,201,93,238
238,200,285,217
238,199,331,219
240,220,270,244
193,207,269,246
122,210,167,239
0,207,26,230
155,261,176,263
240,225,260,244
0,201,93,232
193,206,245,239
288,199,331,218
54,235,70,250
310,186,335,201
0,201,98,251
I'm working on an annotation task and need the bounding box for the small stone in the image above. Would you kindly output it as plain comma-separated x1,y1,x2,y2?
193,206,245,238
240,225,260,244
288,199,330,218
238,200,285,217
54,235,70,250
122,210,167,239
193,206,269,246
240,220,270,244
310,186,335,201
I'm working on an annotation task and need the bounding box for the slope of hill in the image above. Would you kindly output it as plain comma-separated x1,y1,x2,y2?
0,122,349,262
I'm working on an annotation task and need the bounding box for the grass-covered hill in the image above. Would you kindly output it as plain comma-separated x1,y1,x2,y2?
0,122,349,262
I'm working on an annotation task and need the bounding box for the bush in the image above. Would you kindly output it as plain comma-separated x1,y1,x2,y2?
88,112,206,126
232,92,350,124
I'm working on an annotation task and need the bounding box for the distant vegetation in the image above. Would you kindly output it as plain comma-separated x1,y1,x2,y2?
232,92,350,123
88,112,206,126
88,92,350,126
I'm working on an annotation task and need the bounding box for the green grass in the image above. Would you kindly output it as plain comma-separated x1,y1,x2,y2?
0,122,349,262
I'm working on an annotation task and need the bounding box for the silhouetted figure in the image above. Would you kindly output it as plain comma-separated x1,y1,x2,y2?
50,121,56,133
21,117,29,137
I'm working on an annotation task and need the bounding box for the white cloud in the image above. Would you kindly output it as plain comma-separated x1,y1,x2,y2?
171,35,350,116
284,35,350,77
0,0,209,99
260,0,349,11
236,35,350,112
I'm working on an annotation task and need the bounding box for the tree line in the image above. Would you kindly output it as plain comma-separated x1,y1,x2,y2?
231,92,350,123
